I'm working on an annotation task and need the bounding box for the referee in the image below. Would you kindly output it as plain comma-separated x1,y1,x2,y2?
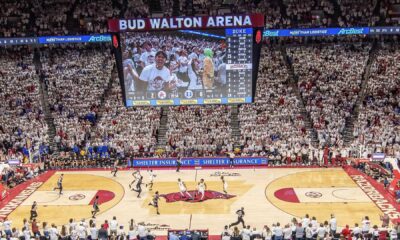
229,207,245,228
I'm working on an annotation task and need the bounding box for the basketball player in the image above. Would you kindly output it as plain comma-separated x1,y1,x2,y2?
146,170,156,191
132,176,144,198
53,174,64,195
178,178,192,199
176,157,182,172
229,207,245,228
111,159,119,177
30,201,38,220
129,170,141,189
221,176,228,195
197,179,207,201
91,196,100,218
148,191,160,215
227,152,235,168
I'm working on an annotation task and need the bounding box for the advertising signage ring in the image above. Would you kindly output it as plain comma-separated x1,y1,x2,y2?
108,14,265,32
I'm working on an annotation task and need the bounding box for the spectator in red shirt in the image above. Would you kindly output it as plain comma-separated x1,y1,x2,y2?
341,225,351,240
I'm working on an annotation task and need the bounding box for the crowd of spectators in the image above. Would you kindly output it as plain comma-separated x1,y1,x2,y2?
0,48,48,159
222,214,390,240
288,43,371,149
0,212,394,240
0,164,40,189
238,48,314,163
283,0,335,28
124,0,149,18
0,217,157,240
3,0,400,38
337,0,380,27
351,44,400,158
165,105,234,155
94,77,162,155
0,0,33,37
32,0,73,36
74,0,121,34
40,45,113,152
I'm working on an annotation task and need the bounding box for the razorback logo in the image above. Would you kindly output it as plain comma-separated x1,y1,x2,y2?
161,190,235,203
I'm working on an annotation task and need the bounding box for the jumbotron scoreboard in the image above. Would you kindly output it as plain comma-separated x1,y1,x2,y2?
108,14,264,106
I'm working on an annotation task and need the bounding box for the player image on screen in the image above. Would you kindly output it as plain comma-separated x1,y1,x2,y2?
121,31,227,96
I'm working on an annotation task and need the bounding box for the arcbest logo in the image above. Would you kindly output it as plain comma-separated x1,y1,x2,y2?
88,35,112,42
264,30,279,37
338,28,365,35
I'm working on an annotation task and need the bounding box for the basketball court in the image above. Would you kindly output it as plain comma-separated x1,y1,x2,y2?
7,168,384,234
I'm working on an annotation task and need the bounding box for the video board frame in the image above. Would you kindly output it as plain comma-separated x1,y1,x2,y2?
108,14,264,107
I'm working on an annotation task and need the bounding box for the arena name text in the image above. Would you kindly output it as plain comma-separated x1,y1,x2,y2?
0,182,43,219
109,14,265,32
351,175,400,219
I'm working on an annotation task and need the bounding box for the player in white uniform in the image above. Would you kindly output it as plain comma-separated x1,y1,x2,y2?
197,179,207,201
178,178,192,199
221,176,228,195
146,170,156,191
129,170,141,189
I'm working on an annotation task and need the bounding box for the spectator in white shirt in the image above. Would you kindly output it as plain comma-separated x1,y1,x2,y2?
240,226,252,240
274,223,283,240
110,216,118,236
305,224,313,240
137,223,148,239
302,214,310,229
90,223,99,240
352,223,361,238
3,218,12,238
317,223,326,240
361,216,371,234
329,214,337,235
283,224,292,240
49,224,59,240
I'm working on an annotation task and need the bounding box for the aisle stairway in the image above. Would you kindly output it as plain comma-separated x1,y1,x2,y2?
342,42,378,146
230,105,241,146
33,49,57,153
281,46,319,147
156,107,169,148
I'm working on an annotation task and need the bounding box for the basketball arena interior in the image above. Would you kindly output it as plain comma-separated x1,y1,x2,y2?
0,0,400,240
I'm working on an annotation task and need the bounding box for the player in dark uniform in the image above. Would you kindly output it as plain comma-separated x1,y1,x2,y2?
53,174,64,195
30,201,38,220
91,195,100,218
229,207,245,228
132,176,144,198
227,152,235,168
148,191,160,215
176,157,182,172
111,159,119,177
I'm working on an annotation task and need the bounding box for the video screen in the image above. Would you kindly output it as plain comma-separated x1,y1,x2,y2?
121,28,254,106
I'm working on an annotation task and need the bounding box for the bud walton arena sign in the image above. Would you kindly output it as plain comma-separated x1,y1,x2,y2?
108,14,265,32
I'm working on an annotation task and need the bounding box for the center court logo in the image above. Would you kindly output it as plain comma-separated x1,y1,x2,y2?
305,191,322,198
69,194,86,201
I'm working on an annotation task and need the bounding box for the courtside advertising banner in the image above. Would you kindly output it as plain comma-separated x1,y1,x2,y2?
129,157,268,167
